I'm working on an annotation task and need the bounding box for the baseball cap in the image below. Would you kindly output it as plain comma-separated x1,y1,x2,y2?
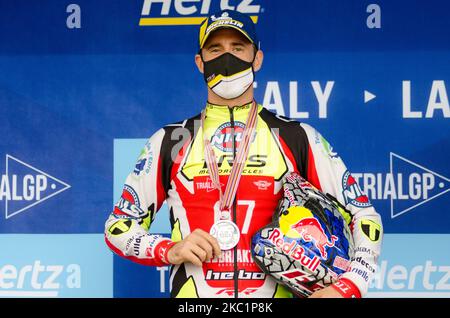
198,9,259,50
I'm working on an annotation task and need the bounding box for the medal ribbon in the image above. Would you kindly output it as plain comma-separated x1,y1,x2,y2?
201,100,258,216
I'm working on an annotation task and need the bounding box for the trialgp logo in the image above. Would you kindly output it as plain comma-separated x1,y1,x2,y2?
0,155,71,219
139,0,261,26
353,153,449,219
0,261,81,297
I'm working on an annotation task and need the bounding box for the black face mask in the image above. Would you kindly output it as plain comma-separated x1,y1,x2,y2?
202,52,255,100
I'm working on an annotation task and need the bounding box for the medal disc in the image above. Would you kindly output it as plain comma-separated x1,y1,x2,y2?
210,220,240,250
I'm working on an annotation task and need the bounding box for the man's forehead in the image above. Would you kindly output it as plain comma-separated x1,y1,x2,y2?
204,28,252,46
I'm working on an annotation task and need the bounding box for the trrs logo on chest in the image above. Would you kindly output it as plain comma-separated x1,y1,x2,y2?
200,154,267,170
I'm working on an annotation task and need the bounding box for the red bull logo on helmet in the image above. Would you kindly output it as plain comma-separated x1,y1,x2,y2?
279,206,338,259
291,217,338,259
268,228,321,272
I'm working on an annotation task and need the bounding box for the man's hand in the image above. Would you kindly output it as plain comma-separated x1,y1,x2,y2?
309,286,343,298
167,229,221,267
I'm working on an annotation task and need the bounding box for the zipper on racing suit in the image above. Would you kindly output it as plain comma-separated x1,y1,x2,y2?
228,106,239,298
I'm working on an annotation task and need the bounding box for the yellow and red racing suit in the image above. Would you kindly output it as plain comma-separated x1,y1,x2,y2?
104,101,383,298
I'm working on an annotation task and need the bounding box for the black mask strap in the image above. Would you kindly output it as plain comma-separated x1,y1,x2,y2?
199,46,257,64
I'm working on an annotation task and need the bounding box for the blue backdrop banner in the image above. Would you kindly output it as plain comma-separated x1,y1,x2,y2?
0,0,448,298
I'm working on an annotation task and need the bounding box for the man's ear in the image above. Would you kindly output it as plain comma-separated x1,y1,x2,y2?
195,54,204,74
252,50,264,72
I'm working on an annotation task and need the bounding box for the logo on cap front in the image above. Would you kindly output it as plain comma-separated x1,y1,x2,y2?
205,18,244,35
211,12,231,21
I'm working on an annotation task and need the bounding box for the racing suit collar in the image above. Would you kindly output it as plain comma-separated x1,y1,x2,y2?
205,100,254,115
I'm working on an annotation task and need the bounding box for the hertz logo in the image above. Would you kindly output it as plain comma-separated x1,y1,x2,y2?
139,0,260,26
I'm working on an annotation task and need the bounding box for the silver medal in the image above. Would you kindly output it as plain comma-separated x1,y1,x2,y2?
210,220,240,250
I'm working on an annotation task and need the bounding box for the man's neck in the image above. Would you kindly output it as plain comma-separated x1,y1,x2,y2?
207,87,254,108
